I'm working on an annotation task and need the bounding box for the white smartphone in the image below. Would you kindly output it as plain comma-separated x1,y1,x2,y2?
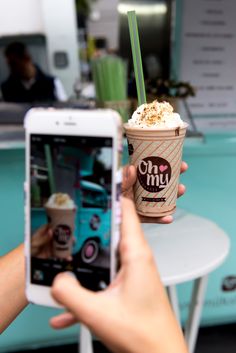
24,108,122,307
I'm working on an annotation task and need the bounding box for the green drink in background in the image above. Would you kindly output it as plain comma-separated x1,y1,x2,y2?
91,55,129,122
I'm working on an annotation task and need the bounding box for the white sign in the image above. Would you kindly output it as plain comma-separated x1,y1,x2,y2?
0,0,43,35
179,0,236,116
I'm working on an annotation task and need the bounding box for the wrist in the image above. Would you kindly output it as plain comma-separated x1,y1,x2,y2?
125,316,188,353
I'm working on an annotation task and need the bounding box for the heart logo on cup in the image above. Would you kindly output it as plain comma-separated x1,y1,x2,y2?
137,157,171,193
160,165,168,172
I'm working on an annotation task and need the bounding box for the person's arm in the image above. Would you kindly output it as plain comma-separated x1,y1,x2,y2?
50,198,188,353
0,244,28,333
0,226,54,334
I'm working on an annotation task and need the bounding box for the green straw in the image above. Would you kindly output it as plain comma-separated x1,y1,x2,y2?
127,11,146,105
44,145,56,194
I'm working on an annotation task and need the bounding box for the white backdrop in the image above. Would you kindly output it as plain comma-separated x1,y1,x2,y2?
0,0,43,35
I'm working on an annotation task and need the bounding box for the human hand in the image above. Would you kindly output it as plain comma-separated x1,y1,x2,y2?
31,225,75,261
122,161,188,224
31,225,53,259
50,198,188,353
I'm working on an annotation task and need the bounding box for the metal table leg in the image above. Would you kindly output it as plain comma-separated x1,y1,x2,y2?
167,285,181,325
185,275,208,353
79,325,93,353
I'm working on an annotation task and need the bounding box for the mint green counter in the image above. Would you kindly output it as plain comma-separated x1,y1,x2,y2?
0,133,236,351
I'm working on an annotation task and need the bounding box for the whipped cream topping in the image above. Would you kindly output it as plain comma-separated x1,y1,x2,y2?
45,193,75,209
128,100,184,129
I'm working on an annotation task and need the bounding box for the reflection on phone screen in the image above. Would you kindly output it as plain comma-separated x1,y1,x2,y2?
30,134,112,291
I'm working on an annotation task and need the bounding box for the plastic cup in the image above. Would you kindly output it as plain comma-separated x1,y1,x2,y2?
45,206,76,259
124,123,188,218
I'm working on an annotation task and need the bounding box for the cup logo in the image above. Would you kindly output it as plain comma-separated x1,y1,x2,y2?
137,156,171,193
54,224,71,245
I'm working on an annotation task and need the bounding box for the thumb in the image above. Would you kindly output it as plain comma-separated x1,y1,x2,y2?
122,165,136,194
32,225,52,247
121,198,146,250
51,272,99,326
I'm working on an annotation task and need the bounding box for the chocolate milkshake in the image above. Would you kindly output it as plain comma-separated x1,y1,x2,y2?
45,193,76,260
124,100,188,218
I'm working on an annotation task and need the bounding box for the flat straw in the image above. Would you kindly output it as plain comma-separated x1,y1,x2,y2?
127,11,146,105
44,144,55,194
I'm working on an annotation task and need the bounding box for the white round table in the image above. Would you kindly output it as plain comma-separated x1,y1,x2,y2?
80,210,230,353
142,209,230,353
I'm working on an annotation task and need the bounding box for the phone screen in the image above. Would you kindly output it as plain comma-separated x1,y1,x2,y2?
30,134,113,291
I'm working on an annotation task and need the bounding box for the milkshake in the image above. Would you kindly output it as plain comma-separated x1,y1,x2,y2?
45,193,76,259
124,100,188,219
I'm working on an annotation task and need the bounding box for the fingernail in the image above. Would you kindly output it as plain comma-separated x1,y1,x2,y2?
64,271,77,279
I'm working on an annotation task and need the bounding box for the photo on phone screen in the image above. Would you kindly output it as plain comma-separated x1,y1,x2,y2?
30,134,113,291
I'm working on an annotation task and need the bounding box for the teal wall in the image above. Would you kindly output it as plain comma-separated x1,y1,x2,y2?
178,134,236,326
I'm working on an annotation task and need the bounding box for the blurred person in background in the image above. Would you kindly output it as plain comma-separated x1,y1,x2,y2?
1,42,67,103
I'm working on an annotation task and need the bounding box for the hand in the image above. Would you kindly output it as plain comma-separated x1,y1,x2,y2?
31,225,53,259
50,198,188,353
122,161,188,224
